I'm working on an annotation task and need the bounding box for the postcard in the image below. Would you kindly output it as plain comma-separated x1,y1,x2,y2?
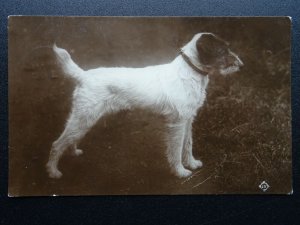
8,16,292,196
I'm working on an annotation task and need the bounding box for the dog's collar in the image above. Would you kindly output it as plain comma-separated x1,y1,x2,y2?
179,50,209,76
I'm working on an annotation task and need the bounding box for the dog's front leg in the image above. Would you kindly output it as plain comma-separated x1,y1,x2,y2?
182,119,203,170
166,120,192,178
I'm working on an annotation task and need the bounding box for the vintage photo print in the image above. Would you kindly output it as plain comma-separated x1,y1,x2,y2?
8,16,292,196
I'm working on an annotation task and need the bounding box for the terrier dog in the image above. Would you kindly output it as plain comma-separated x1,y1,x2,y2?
46,33,243,179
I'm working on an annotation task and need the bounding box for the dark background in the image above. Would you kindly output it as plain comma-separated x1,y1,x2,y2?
1,0,300,224
8,17,291,196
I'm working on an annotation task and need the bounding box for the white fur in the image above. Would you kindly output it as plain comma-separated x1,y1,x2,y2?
46,33,242,179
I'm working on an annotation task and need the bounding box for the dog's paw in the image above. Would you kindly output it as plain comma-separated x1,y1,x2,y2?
187,159,203,170
46,163,63,179
49,169,63,179
174,166,192,178
73,149,83,156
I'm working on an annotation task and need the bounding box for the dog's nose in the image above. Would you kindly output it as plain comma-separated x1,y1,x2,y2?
237,57,244,67
234,59,244,67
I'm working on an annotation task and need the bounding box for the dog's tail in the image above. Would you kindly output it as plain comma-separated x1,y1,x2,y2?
53,44,84,80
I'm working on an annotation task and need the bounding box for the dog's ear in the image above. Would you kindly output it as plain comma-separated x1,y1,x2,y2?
196,33,229,65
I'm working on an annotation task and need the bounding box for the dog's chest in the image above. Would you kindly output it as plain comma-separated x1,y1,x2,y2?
185,76,208,106
186,80,207,110
167,75,209,118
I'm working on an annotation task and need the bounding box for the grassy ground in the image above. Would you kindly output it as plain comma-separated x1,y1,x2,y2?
192,48,291,193
8,17,291,195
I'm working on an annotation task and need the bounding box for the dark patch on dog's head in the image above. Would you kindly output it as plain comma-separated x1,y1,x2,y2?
196,33,243,75
196,34,229,66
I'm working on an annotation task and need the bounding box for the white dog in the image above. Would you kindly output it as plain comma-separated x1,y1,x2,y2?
46,32,243,179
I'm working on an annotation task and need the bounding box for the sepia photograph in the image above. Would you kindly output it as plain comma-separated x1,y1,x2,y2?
8,16,292,196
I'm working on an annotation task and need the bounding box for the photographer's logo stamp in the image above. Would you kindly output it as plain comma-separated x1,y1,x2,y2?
259,181,270,192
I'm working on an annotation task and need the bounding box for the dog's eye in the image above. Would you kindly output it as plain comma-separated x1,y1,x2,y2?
217,48,228,55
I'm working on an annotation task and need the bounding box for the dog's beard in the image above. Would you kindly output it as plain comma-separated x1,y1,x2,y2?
219,65,240,76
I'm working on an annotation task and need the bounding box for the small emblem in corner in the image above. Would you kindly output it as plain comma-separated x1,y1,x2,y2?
259,181,270,192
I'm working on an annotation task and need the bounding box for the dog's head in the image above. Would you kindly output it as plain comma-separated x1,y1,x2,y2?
181,33,243,75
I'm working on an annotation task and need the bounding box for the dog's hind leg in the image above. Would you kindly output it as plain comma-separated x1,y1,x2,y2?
46,122,76,179
46,105,105,178
182,119,203,170
166,120,192,178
